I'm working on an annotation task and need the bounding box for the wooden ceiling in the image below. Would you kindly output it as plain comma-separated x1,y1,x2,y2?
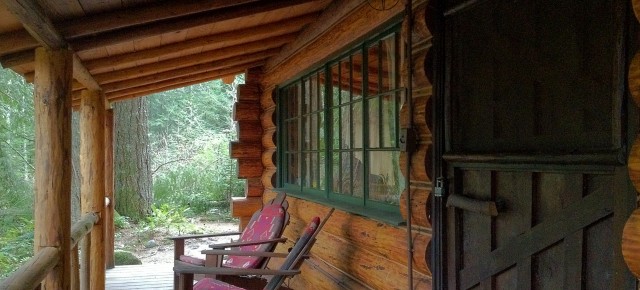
0,0,332,104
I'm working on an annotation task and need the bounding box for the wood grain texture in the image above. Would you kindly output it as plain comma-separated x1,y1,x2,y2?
79,89,106,289
104,109,115,269
0,247,60,290
400,188,431,229
233,102,262,122
236,121,263,142
628,137,640,194
629,53,640,107
237,158,263,179
231,196,263,218
623,209,640,278
33,47,73,290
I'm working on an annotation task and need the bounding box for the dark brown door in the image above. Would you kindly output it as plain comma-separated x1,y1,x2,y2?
437,0,638,289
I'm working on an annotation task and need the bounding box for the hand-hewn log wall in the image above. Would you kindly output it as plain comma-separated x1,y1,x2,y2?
625,0,640,280
254,1,433,289
230,67,264,229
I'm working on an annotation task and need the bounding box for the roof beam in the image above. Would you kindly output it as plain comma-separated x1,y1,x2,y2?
0,13,313,71
93,34,296,84
2,0,100,90
71,0,316,52
59,0,260,39
101,49,279,93
84,14,316,73
0,29,38,56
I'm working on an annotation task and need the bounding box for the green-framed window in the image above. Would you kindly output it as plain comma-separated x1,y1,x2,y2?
277,24,405,220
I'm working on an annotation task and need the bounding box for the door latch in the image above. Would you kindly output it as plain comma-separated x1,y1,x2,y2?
434,177,446,197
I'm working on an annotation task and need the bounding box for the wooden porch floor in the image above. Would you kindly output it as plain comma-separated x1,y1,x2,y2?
106,263,173,290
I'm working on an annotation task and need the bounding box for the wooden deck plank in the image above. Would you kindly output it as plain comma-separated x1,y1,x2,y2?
106,263,173,290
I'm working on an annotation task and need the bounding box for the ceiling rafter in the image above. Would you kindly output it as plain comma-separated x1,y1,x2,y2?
2,0,100,90
70,0,317,52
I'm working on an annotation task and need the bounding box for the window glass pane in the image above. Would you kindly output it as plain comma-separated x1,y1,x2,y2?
352,150,364,198
318,113,325,150
311,152,318,188
318,71,325,109
382,95,397,147
287,153,299,185
341,106,351,149
341,152,353,194
341,58,351,104
352,52,363,100
303,78,311,114
368,151,403,205
319,152,326,190
369,97,380,148
380,34,397,91
332,152,341,193
331,64,340,105
352,101,363,149
310,74,318,112
368,42,380,95
311,114,317,150
303,115,312,151
332,107,341,148
287,120,298,151
303,152,312,188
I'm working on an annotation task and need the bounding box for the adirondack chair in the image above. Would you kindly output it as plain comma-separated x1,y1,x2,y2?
169,193,290,289
174,209,334,290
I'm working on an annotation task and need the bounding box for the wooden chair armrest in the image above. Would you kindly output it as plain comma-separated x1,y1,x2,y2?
174,261,300,276
202,249,288,258
167,231,242,241
209,237,287,249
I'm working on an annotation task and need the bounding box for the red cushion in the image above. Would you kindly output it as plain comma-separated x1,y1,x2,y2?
193,278,245,290
223,204,285,269
179,255,205,266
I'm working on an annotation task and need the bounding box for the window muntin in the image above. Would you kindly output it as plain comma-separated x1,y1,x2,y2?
279,25,403,213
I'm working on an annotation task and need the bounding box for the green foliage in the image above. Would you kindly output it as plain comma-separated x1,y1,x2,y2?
114,250,142,265
0,218,34,279
146,203,188,229
114,211,131,229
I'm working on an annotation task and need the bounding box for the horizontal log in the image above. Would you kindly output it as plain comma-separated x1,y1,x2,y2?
70,212,99,248
102,49,279,93
622,208,640,278
400,188,432,229
399,144,433,184
0,29,38,56
245,178,264,197
260,107,276,131
628,138,640,193
0,50,35,69
103,62,263,101
60,0,259,39
102,71,244,105
446,193,500,216
71,0,317,52
399,95,432,143
262,167,277,189
264,192,432,276
237,84,261,102
85,15,313,73
290,258,368,289
230,141,263,159
262,149,277,169
236,121,263,142
231,196,263,218
237,158,263,179
283,215,431,289
233,102,262,121
0,247,60,290
262,128,276,150
245,67,264,86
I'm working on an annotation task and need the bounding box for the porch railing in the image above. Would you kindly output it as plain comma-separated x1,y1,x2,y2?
0,199,106,290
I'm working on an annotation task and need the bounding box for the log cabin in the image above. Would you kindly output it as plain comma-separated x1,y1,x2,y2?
0,0,639,289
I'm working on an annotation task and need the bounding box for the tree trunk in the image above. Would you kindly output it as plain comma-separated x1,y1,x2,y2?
71,112,81,223
114,98,152,221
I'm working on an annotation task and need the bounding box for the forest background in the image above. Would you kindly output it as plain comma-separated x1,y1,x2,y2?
0,68,245,277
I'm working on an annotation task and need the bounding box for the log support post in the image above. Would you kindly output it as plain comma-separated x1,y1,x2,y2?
34,47,73,289
104,108,115,269
80,89,106,289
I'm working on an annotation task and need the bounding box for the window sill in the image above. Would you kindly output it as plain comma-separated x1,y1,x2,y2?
273,188,406,226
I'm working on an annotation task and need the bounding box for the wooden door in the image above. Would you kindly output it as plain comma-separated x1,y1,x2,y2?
436,0,638,289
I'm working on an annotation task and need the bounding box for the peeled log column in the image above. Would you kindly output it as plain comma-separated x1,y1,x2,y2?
34,47,73,289
80,89,106,288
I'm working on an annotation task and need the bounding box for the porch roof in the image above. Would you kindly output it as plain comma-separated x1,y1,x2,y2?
0,0,331,104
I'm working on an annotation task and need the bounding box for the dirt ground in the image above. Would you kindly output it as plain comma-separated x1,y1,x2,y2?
115,218,239,264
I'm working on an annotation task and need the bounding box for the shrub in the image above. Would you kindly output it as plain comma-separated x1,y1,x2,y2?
114,250,142,265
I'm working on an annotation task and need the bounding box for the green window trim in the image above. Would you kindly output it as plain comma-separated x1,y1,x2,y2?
276,23,405,223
